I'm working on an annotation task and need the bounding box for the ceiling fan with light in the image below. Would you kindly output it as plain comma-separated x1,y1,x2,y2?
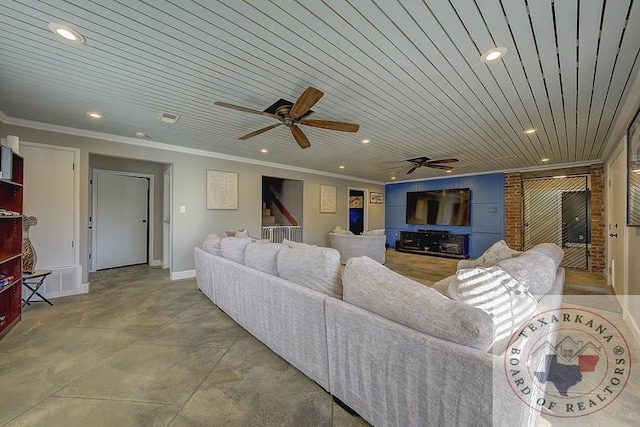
214,86,360,149
393,156,460,174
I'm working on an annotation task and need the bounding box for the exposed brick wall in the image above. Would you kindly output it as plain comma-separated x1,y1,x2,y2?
590,164,605,273
504,172,523,251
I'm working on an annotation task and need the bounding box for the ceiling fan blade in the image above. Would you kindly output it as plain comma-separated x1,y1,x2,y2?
427,164,454,171
424,158,459,165
238,123,283,140
290,87,324,119
298,119,359,132
406,165,419,174
214,101,281,120
290,125,311,149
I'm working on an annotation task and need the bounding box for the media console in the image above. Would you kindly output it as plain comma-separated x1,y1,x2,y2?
396,230,469,259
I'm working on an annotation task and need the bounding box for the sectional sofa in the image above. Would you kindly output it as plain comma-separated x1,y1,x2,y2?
194,236,565,426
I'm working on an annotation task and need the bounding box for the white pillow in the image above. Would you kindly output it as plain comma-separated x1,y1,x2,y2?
457,240,520,270
244,242,284,276
225,228,248,237
498,252,557,296
447,266,537,343
362,229,385,236
202,234,222,256
220,236,253,264
277,246,342,298
282,238,317,249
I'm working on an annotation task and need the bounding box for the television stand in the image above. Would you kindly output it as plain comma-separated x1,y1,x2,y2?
396,230,469,259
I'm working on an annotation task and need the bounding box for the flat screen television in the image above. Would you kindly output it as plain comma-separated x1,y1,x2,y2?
406,188,471,226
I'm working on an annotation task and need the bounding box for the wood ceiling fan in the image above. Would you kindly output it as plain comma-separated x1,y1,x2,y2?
214,87,360,149
404,156,459,174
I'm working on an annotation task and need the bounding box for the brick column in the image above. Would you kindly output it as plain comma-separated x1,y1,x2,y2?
504,172,523,251
590,164,605,273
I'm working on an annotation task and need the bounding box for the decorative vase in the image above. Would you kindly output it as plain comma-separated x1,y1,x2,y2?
22,216,38,273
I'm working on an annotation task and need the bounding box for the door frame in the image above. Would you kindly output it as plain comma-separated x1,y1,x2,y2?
91,169,155,272
162,166,173,270
606,145,628,311
347,187,368,233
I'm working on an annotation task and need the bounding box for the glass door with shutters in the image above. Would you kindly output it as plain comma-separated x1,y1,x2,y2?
522,175,590,270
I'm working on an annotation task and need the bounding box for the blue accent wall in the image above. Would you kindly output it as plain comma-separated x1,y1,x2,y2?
385,173,504,258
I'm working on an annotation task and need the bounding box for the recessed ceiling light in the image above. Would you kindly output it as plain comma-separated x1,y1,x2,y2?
524,128,536,134
339,165,345,169
362,139,370,144
391,176,396,180
541,158,549,162
48,23,85,43
135,131,148,138
446,170,452,173
87,111,103,119
260,149,268,153
480,47,507,62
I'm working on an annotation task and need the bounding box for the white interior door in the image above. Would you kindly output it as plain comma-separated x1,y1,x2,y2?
95,172,149,270
609,149,626,306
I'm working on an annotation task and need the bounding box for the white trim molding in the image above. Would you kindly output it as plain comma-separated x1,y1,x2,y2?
150,259,163,267
171,270,196,280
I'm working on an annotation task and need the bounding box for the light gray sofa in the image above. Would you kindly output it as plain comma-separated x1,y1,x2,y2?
194,237,564,427
329,232,386,264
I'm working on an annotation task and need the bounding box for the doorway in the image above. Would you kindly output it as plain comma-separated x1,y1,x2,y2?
523,175,590,270
92,170,152,270
348,188,367,235
607,149,627,306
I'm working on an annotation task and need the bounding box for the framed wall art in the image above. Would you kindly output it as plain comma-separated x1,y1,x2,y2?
628,106,640,226
320,184,337,213
207,170,238,210
370,192,383,204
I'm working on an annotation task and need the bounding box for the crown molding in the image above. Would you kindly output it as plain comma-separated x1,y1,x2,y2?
384,160,601,185
3,116,384,185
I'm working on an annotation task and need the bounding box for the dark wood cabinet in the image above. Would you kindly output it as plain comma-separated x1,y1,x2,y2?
0,148,23,339
396,230,469,259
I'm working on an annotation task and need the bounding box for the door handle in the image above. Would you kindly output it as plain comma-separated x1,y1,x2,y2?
609,233,618,238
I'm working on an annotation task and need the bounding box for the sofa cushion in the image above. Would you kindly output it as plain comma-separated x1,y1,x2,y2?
498,251,557,296
331,225,354,235
220,236,253,264
361,229,385,236
343,256,494,350
202,233,222,256
447,266,537,343
244,242,284,276
277,246,342,298
457,240,519,270
528,243,564,269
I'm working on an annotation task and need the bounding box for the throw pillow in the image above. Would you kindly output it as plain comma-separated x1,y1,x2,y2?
282,238,317,249
202,233,222,256
361,229,385,236
447,266,537,343
277,246,342,298
457,240,519,270
244,242,284,276
528,243,564,269
225,228,248,237
343,256,494,350
220,236,253,264
498,252,557,296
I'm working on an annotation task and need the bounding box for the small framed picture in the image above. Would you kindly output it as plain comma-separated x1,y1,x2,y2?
370,192,383,204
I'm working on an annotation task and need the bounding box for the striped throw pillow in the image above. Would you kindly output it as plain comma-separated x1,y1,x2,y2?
447,266,537,343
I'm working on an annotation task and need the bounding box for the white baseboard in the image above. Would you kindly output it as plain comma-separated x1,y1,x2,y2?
171,269,196,280
623,310,640,348
149,259,163,267
79,282,90,294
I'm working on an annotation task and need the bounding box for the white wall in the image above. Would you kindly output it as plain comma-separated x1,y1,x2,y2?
1,124,384,282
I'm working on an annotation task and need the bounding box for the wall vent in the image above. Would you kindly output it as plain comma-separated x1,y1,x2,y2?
159,112,180,124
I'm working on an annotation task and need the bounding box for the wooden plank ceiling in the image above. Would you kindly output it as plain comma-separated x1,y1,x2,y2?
0,0,639,182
